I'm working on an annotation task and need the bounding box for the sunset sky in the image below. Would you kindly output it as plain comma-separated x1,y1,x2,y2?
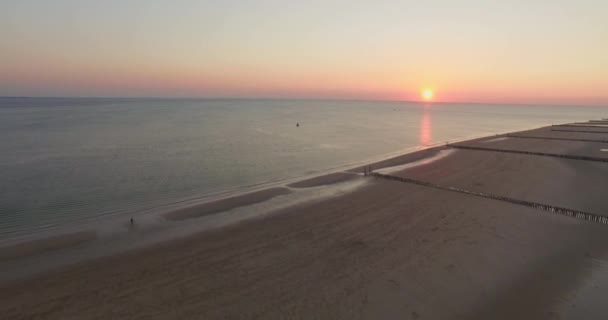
1,0,607,105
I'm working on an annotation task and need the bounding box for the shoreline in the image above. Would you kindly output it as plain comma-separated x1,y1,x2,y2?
0,122,541,244
0,144,454,281
0,123,568,280
2,121,608,318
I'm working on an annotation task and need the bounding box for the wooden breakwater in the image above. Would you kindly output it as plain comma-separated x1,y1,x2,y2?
370,172,608,225
506,134,608,144
551,128,608,134
554,124,608,129
447,144,608,163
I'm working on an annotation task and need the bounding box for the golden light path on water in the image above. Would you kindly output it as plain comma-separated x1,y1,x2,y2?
419,105,432,147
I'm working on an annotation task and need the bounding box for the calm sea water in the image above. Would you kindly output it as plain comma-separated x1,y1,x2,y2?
0,98,604,240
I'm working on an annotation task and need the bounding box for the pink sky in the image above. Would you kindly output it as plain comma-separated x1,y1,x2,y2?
1,1,607,106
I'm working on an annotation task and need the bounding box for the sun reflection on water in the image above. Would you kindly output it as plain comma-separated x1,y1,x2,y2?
419,105,432,146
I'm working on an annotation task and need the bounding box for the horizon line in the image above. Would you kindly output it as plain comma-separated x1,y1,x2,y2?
1,95,606,108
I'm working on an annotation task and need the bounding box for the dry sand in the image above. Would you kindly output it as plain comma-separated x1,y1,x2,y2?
515,126,608,140
455,133,608,161
2,124,608,319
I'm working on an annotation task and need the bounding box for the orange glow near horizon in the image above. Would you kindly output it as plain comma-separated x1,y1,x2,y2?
1,2,607,105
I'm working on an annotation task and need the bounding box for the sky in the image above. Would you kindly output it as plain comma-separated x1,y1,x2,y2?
1,0,607,105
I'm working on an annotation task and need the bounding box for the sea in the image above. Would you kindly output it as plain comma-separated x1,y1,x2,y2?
0,97,604,244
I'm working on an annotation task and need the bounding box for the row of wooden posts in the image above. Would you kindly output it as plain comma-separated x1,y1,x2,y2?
369,172,608,225
447,144,608,163
506,134,608,144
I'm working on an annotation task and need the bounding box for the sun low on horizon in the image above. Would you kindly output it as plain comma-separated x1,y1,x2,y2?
422,89,434,101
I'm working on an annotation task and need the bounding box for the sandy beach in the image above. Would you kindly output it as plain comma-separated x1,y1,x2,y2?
164,187,292,221
2,123,608,319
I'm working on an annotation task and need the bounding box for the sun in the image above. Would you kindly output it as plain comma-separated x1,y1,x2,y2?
422,89,434,101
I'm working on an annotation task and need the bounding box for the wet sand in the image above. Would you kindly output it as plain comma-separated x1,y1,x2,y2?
287,172,359,188
349,146,443,173
0,231,96,262
164,187,291,221
2,123,608,319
